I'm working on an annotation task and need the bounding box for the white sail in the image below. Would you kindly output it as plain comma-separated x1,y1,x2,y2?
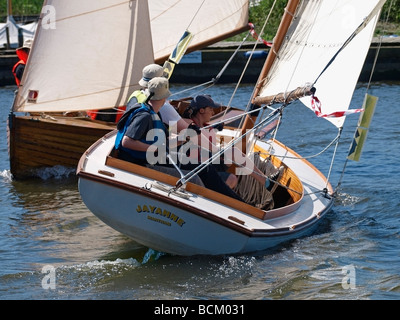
13,0,155,113
13,0,249,114
149,0,249,63
257,0,384,128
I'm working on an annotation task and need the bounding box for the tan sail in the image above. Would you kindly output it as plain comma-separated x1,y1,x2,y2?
13,0,154,114
149,0,249,63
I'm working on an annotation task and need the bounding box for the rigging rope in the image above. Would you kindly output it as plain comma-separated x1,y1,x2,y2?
186,0,207,31
260,128,342,162
366,0,394,92
171,29,252,98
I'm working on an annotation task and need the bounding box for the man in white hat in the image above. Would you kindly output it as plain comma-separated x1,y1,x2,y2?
116,77,245,202
126,64,190,134
138,64,164,87
12,39,32,86
117,76,171,165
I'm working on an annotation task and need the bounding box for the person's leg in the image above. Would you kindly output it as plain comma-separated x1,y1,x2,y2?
218,171,238,189
195,165,244,202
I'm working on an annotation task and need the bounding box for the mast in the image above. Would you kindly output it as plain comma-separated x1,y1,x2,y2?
240,0,300,148
7,0,12,17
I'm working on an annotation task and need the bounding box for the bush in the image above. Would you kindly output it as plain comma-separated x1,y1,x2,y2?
0,0,43,20
231,0,399,41
2,0,398,36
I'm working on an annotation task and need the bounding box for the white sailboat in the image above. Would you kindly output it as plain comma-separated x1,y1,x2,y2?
7,0,249,179
77,0,385,256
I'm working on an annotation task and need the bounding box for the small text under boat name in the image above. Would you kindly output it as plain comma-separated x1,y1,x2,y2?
136,205,186,227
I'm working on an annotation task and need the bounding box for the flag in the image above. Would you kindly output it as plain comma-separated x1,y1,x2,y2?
347,127,369,162
249,23,272,47
347,94,378,161
311,95,364,118
170,30,194,64
163,30,193,79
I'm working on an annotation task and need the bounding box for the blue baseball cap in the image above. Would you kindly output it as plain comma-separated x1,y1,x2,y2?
189,95,221,110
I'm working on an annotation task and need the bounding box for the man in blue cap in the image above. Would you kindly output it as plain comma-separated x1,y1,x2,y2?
185,94,283,192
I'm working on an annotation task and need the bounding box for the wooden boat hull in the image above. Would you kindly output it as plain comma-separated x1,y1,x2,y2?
6,105,239,180
7,114,114,179
77,131,333,256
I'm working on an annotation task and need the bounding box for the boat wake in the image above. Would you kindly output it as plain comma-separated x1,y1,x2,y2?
0,169,13,182
0,248,166,299
59,248,164,272
1,166,76,181
31,165,76,180
335,191,363,207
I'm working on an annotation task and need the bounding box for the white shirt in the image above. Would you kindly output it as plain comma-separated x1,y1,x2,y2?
159,102,181,124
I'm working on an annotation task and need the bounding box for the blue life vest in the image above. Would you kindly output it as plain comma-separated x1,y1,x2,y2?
115,103,166,160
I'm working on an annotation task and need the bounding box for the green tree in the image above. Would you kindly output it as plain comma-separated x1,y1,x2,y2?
249,0,287,41
237,0,399,41
0,0,43,20
2,0,399,34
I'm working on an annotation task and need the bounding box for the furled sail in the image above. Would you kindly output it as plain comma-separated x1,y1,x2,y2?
13,0,249,114
255,0,385,128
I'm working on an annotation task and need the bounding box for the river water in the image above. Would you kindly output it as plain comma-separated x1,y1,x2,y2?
0,81,399,302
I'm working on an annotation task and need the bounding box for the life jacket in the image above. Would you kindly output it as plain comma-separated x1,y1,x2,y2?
86,106,126,123
115,103,166,160
127,90,147,105
12,48,29,86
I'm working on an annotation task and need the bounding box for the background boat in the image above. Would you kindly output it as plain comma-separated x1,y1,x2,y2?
0,0,38,86
7,0,250,179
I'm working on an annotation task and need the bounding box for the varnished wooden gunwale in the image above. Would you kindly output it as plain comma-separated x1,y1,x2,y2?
104,155,269,220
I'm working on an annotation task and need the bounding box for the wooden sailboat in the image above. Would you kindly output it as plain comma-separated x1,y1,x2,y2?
7,0,249,179
77,0,385,256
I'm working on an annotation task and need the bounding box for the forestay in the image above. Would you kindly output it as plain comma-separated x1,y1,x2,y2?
256,0,385,128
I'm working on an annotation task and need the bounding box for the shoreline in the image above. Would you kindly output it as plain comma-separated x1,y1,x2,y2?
1,37,399,87
169,37,400,84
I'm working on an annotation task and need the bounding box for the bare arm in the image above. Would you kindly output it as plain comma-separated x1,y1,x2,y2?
122,136,157,153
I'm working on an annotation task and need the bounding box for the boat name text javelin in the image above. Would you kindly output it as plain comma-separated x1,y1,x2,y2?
136,205,186,227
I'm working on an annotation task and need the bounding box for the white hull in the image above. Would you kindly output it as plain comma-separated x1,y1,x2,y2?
78,131,333,256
